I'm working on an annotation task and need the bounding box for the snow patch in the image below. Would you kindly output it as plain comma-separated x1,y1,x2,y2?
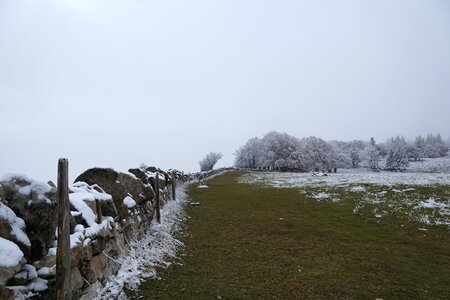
85,217,114,238
415,198,450,215
349,186,366,192
311,192,331,200
37,266,53,277
123,196,136,208
239,167,450,188
71,182,112,201
0,237,24,267
0,202,31,247
69,193,97,225
47,247,57,257
14,264,37,281
70,232,84,248
27,277,48,292
0,173,52,203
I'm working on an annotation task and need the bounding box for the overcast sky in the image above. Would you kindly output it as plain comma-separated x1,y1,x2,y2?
1,0,450,181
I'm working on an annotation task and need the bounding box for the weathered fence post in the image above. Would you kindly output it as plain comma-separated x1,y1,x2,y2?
155,173,161,223
56,158,71,300
172,170,176,200
95,199,102,224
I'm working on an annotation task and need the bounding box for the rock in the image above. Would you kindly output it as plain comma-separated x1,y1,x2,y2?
69,213,78,234
127,203,152,237
0,287,15,300
8,264,37,285
98,226,113,239
36,265,56,278
34,277,56,300
0,211,31,258
142,201,153,222
72,211,87,228
74,168,147,222
0,174,57,261
5,286,29,300
103,237,121,258
100,201,118,220
70,181,118,219
112,231,126,254
8,276,27,285
160,170,170,186
116,171,147,204
70,266,85,291
146,166,158,173
27,277,48,293
127,168,148,185
70,243,93,267
91,238,107,256
122,221,134,243
0,257,26,286
148,176,165,192
33,255,56,270
79,253,109,284
128,168,155,203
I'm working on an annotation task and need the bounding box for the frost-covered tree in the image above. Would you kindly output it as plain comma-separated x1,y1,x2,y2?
385,140,409,171
377,142,389,157
301,136,335,171
199,152,223,171
234,132,448,173
234,137,262,169
234,132,336,171
435,133,449,157
410,135,426,161
409,133,449,158
257,132,305,171
425,134,440,158
385,149,395,169
334,140,366,168
362,137,380,169
350,150,361,168
328,141,352,169
422,133,449,158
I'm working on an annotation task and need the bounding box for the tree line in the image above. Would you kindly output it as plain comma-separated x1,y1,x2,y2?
234,132,449,172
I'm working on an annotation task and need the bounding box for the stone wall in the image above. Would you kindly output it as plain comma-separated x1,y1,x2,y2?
0,166,189,299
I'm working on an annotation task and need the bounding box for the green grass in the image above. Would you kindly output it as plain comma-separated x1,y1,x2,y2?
130,171,450,299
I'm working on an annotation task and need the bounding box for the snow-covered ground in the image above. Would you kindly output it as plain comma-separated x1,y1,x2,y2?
238,158,450,188
407,157,450,173
238,158,450,228
94,185,188,300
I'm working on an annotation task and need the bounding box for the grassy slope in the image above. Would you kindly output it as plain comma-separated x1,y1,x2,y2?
132,171,450,299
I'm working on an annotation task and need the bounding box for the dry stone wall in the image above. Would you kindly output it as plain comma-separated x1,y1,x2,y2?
0,166,189,299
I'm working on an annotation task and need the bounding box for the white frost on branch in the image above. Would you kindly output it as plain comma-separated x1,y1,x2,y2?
199,152,223,171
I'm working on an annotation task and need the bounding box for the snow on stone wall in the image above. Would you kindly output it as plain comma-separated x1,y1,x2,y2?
0,166,189,299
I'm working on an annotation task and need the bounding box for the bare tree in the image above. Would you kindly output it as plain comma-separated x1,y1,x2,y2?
199,152,223,171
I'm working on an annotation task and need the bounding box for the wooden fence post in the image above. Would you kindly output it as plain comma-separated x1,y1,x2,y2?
172,171,176,200
95,199,102,224
155,173,160,223
56,158,71,300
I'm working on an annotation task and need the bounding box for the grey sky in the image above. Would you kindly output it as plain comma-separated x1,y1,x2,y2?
1,0,450,181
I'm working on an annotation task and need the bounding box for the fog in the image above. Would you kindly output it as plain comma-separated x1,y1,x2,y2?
1,0,450,181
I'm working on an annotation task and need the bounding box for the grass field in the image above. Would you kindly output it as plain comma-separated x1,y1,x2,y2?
131,171,450,299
